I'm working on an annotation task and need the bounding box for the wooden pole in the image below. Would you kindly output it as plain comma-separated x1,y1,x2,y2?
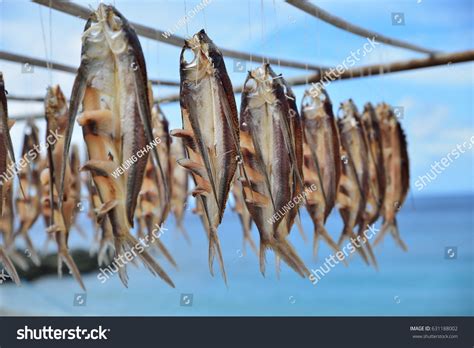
31,0,327,71
0,50,180,87
157,49,474,104
285,0,437,55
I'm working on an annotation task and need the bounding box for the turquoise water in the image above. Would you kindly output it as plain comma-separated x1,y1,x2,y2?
0,194,472,316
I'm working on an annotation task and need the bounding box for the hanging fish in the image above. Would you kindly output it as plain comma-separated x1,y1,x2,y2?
336,100,375,266
136,99,176,269
43,85,85,290
64,4,173,287
231,177,257,256
0,72,21,285
373,103,409,250
170,138,190,244
360,102,385,227
68,144,88,240
171,30,241,284
239,63,308,278
14,120,42,266
300,88,342,258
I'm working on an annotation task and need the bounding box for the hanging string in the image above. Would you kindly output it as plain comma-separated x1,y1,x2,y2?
248,0,253,67
48,1,53,84
260,0,265,64
273,0,280,69
184,0,189,38
38,5,52,86
202,3,208,32
304,14,309,87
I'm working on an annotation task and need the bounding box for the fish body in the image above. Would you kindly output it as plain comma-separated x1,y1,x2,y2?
231,177,257,255
67,4,173,287
0,73,21,285
173,30,239,283
239,64,308,277
373,103,409,250
301,88,341,257
336,100,374,265
43,85,85,289
361,102,385,226
170,138,190,243
15,120,42,265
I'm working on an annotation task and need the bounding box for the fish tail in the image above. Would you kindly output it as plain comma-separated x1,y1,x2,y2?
295,213,308,243
338,226,370,265
272,238,310,278
373,219,407,251
259,242,267,277
208,227,227,285
390,219,408,251
58,249,86,291
0,248,20,285
316,223,348,266
98,238,115,266
275,255,281,280
145,217,178,269
244,229,258,256
357,225,378,269
120,234,175,288
177,223,192,246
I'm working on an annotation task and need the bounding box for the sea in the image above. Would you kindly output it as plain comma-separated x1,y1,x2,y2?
0,194,472,316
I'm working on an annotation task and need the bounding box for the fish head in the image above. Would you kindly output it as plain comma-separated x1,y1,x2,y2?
181,30,216,82
45,85,68,133
93,4,128,55
243,64,277,109
338,99,360,134
301,89,330,123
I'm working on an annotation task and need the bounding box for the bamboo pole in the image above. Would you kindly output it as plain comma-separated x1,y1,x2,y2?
157,49,474,104
285,0,437,55
0,50,180,87
31,0,326,71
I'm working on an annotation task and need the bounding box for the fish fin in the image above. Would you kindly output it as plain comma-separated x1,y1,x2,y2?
123,233,175,288
58,250,86,291
208,227,227,286
98,238,115,267
242,187,269,207
271,238,309,278
373,220,391,247
177,158,207,179
0,248,21,285
96,200,118,222
191,185,211,197
390,219,408,251
338,227,370,265
80,160,116,177
259,242,267,277
314,223,348,266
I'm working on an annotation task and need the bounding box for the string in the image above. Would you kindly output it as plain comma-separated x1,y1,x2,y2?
184,0,189,37
38,5,52,86
260,0,265,64
273,0,280,68
248,0,253,67
49,1,53,85
202,3,208,32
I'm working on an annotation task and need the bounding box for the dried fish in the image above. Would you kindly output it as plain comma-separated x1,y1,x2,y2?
301,88,342,258
43,85,85,290
67,4,173,287
172,30,240,283
239,64,308,277
373,103,409,250
336,100,375,266
231,177,257,256
170,138,190,244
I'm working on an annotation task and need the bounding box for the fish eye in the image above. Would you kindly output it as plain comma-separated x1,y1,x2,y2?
244,78,257,92
182,48,196,65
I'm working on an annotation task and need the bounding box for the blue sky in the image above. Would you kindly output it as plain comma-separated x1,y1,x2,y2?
0,0,472,196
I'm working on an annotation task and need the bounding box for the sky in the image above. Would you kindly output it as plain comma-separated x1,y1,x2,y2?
0,0,472,196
